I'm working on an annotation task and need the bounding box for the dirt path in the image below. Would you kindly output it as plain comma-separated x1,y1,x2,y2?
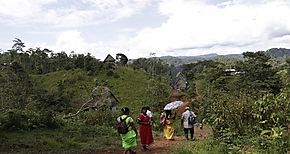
91,126,211,154
92,82,209,154
193,81,202,101
140,126,211,154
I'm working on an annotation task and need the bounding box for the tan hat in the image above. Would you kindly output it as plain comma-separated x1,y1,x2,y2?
185,106,190,110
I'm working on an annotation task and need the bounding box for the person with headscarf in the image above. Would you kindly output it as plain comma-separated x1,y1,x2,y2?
117,107,138,154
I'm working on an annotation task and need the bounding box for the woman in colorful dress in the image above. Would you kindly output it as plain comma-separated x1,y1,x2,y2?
160,110,176,140
137,107,154,151
117,107,138,154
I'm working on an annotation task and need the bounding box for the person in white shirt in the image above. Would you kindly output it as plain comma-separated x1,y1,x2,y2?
146,106,154,125
181,106,197,140
146,106,153,119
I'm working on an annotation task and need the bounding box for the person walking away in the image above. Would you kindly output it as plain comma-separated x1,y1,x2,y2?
146,106,154,124
160,110,176,140
117,107,138,154
181,106,196,140
137,107,154,151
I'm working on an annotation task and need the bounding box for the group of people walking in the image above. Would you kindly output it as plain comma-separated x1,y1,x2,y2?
160,106,196,141
117,107,154,154
117,106,197,154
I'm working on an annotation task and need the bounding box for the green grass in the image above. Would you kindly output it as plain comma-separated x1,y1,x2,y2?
32,68,95,103
94,67,151,110
2,66,172,153
172,138,226,154
0,124,120,153
171,133,290,154
32,66,170,114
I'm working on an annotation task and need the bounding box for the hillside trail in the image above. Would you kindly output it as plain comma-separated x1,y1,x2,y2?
193,81,203,101
91,81,209,154
90,126,211,154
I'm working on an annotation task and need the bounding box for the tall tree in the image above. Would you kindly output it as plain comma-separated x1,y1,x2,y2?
116,53,128,65
12,38,25,52
236,51,282,95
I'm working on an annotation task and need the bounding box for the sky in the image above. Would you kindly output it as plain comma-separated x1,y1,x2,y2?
1,0,290,59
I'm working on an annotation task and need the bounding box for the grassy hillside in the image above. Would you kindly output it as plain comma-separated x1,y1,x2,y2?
1,66,172,153
32,69,95,105
32,66,171,113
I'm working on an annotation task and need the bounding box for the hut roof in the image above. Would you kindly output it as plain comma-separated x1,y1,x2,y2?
104,54,115,63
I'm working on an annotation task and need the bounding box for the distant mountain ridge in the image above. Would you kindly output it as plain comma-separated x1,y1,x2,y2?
158,53,243,66
158,48,290,66
266,48,290,59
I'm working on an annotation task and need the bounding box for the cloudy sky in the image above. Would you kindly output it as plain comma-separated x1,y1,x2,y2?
1,0,290,59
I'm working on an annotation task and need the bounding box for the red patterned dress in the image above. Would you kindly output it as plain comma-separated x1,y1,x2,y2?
138,113,154,145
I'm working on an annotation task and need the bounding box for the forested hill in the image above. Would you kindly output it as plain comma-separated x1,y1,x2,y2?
159,48,290,66
0,42,173,152
0,48,172,114
1,39,290,153
266,48,290,59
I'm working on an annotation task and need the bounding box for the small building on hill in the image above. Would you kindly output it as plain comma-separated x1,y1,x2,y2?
224,68,245,76
174,72,188,90
103,54,116,64
224,68,236,76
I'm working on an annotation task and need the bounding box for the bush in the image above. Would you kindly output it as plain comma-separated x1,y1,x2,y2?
172,137,225,154
38,110,64,129
0,109,30,130
62,119,117,138
0,109,63,131
254,129,290,154
81,110,117,127
106,70,120,78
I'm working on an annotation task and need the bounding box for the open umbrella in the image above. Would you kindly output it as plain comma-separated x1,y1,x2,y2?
164,101,183,110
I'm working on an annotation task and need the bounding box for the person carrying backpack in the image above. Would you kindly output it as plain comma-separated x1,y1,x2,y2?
181,106,197,140
117,107,138,154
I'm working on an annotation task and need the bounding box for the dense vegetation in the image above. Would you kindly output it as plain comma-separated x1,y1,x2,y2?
182,51,290,153
1,38,290,153
0,39,172,153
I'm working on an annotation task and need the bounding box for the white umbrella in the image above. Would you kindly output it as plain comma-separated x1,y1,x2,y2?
164,101,183,110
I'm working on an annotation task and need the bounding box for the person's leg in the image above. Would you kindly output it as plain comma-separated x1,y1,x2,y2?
189,127,194,140
142,144,147,151
184,128,189,140
130,149,136,154
125,149,134,154
124,149,129,154
145,144,150,151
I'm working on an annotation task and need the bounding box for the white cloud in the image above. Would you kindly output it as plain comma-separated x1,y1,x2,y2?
2,0,290,59
23,29,148,59
43,30,139,59
82,0,152,20
0,0,152,27
0,0,56,18
126,0,290,56
120,28,137,32
51,30,104,56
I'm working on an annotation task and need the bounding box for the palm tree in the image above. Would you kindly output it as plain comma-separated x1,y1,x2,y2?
7,38,26,62
12,38,25,52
